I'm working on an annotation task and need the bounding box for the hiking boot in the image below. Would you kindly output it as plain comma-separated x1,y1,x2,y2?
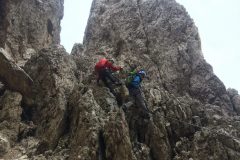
142,112,151,120
121,101,134,112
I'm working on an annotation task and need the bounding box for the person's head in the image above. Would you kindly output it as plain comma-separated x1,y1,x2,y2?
130,64,137,71
108,58,115,64
138,69,146,78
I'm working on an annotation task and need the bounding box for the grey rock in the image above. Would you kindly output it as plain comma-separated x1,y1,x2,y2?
227,88,240,113
232,95,240,113
0,90,22,122
0,48,33,97
24,45,77,149
133,142,150,160
227,88,239,98
80,0,239,159
0,91,23,147
0,133,10,157
83,0,232,111
0,0,64,65
0,90,33,159
71,43,84,56
104,111,135,160
67,87,103,159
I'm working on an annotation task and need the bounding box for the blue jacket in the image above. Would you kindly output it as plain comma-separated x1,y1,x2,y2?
129,74,142,88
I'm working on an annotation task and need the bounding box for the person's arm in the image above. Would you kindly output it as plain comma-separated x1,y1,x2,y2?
129,70,137,76
106,61,122,72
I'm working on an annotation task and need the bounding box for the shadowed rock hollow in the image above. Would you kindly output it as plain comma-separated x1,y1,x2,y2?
0,0,240,159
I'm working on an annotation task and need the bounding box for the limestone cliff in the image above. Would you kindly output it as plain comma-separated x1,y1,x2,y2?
0,0,240,160
0,0,64,66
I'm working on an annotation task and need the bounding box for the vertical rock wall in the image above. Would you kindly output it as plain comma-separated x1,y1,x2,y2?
83,0,232,111
24,46,77,149
77,0,240,159
0,0,64,66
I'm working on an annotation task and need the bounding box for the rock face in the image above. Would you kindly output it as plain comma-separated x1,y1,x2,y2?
79,0,240,159
24,45,78,149
0,133,10,157
1,0,240,159
228,88,240,113
0,48,33,97
0,90,27,158
0,0,64,66
84,0,231,110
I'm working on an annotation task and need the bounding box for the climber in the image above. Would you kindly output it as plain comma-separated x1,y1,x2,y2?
124,69,151,118
94,56,123,96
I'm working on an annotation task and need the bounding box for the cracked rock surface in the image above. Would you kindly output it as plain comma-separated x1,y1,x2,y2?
0,0,64,66
0,48,33,97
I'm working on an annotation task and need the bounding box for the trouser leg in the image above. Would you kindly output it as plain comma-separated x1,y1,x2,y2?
103,69,118,84
99,70,122,105
135,90,149,113
101,75,115,94
129,87,150,118
98,68,125,105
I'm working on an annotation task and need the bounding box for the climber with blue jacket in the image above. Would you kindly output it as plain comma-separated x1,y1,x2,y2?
125,69,151,117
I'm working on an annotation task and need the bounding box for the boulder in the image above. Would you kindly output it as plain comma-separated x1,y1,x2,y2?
0,90,22,122
0,91,23,144
0,48,33,97
227,88,240,113
83,0,232,111
232,95,240,113
24,45,77,149
0,134,10,157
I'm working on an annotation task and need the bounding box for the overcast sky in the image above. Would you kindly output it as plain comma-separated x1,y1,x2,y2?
61,0,240,92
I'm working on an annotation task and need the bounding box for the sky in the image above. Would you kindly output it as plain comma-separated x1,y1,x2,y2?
60,0,92,52
61,0,240,92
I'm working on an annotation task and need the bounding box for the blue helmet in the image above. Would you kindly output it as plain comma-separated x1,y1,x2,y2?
138,69,146,77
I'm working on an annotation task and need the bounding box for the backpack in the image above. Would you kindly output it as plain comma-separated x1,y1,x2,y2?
125,70,138,85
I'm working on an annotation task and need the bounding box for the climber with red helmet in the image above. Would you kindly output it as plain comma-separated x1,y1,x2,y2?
95,56,122,98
